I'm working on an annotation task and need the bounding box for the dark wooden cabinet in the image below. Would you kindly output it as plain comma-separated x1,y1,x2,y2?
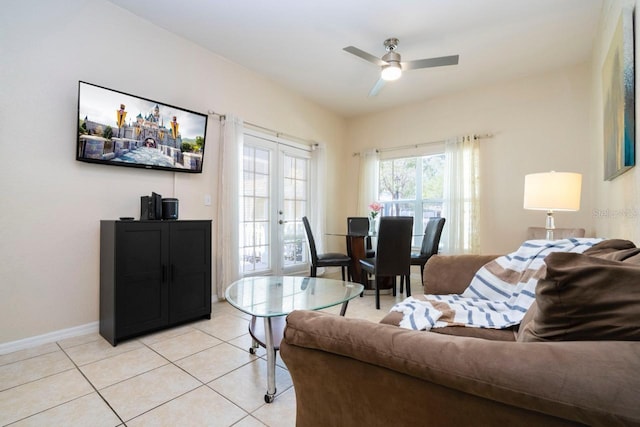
100,220,212,345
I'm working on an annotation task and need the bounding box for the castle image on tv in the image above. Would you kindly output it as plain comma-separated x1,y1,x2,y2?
78,104,202,170
77,82,207,172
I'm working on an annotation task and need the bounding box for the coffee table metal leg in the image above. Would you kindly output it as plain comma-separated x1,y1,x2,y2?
263,317,276,403
339,300,350,316
249,338,259,354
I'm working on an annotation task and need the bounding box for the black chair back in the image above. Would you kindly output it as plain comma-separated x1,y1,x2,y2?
347,216,374,256
303,216,350,280
420,217,446,256
302,216,318,263
375,216,413,277
347,217,369,235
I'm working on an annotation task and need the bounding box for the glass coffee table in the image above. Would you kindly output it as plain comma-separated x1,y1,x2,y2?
225,276,364,403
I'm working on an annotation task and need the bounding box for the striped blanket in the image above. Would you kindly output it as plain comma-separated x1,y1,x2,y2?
391,238,603,330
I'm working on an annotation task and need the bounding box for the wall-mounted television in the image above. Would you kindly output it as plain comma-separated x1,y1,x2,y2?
77,81,208,173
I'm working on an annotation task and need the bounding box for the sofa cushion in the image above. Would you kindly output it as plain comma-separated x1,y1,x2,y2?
582,238,640,263
582,238,636,257
518,252,640,342
422,254,500,294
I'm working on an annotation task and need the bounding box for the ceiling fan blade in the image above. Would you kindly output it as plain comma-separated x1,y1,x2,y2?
343,46,387,67
368,78,386,97
401,54,459,70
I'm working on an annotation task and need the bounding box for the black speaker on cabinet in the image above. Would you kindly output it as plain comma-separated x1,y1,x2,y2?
162,198,179,220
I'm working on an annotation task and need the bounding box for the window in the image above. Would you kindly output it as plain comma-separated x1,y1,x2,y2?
378,154,444,245
241,145,270,273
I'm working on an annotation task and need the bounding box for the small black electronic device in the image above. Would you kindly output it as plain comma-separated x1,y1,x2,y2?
140,192,162,220
162,198,179,220
119,217,134,221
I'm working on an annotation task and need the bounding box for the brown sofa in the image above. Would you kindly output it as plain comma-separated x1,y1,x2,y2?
280,240,640,426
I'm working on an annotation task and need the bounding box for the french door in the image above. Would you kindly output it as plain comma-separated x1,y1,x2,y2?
241,131,311,276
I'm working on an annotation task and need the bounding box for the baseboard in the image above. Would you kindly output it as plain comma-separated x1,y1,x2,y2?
0,321,99,355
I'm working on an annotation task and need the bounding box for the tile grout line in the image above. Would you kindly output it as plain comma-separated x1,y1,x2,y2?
0,346,60,369
56,341,127,427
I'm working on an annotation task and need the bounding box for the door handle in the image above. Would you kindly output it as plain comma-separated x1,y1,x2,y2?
278,220,288,225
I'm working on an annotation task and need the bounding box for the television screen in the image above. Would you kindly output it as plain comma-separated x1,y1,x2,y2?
77,81,208,173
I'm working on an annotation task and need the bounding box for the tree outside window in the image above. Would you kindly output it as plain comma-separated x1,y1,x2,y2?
378,154,444,245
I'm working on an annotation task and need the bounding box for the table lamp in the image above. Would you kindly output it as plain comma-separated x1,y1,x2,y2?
523,171,582,240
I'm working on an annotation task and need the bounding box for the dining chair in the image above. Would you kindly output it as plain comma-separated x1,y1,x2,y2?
347,217,375,258
410,217,446,287
359,216,413,309
302,216,351,280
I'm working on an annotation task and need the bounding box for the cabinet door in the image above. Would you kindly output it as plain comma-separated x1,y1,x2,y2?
168,221,212,323
115,222,169,337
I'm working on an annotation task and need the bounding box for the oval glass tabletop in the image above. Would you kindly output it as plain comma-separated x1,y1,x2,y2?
225,276,364,318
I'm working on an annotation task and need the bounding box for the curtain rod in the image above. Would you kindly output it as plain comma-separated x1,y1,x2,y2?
352,133,493,157
208,109,318,147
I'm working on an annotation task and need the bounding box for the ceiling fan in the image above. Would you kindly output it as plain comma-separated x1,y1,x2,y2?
343,38,459,96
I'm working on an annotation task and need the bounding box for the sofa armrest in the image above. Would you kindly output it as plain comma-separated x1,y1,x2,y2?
281,310,640,427
423,254,499,294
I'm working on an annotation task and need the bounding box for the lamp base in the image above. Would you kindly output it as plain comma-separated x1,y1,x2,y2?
545,211,555,240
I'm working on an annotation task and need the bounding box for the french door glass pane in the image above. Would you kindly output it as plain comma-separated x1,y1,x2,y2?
242,146,271,273
243,198,254,221
295,158,307,179
255,174,269,197
283,178,295,199
254,197,268,221
243,172,253,195
255,149,269,174
283,200,296,218
282,153,308,269
295,179,306,199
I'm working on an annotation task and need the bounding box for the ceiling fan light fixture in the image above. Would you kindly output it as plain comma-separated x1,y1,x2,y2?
381,62,402,81
343,37,459,95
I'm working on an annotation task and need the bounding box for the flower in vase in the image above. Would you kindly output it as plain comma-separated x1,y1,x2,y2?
368,202,382,219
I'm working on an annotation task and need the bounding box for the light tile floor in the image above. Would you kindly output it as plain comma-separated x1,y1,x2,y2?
0,272,421,426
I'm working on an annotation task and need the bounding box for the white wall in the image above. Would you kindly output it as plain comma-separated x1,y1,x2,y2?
343,63,594,254
0,0,345,346
590,0,640,243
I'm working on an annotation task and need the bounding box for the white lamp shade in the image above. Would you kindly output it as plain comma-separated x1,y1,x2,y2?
523,172,582,211
381,63,402,81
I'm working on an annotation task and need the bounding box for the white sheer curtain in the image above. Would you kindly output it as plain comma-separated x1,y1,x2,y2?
442,134,480,254
357,149,379,216
309,143,327,254
308,143,328,275
216,114,243,298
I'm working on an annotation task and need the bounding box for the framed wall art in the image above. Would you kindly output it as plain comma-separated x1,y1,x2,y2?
602,6,635,181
